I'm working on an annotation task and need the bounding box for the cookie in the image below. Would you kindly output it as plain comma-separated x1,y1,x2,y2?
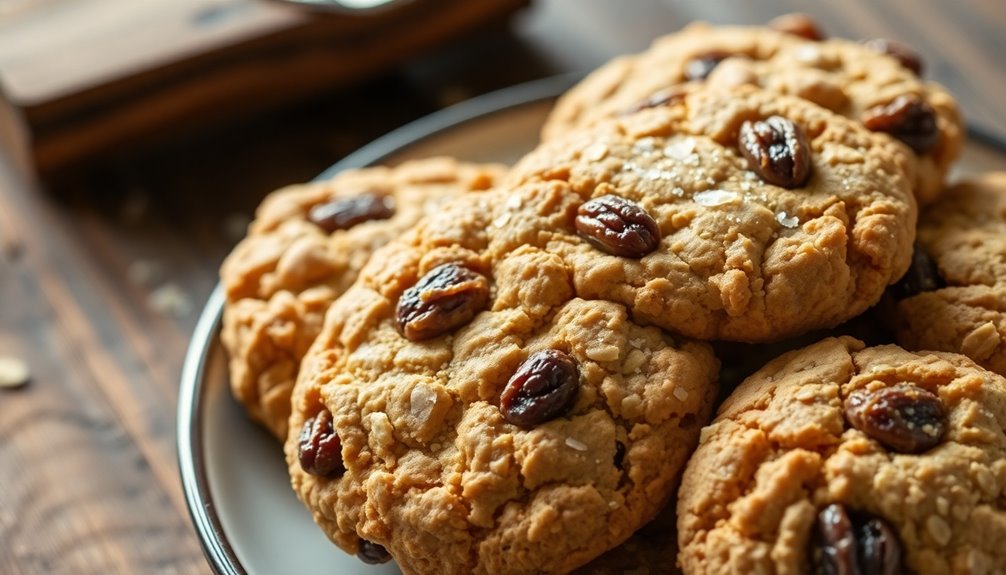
285,187,719,574
677,336,1006,574
509,85,917,343
542,21,963,205
893,173,1006,377
219,158,503,439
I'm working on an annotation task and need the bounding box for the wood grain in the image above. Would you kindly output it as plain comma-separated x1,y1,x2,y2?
1,1,1004,573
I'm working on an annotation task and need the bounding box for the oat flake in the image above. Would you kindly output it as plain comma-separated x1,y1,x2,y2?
0,357,30,388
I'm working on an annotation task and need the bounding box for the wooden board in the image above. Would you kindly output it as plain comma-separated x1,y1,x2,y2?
0,0,530,174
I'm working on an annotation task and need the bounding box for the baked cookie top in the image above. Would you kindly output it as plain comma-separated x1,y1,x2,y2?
894,172,1006,377
509,85,917,343
219,158,503,438
542,21,963,204
677,336,1006,575
285,188,719,574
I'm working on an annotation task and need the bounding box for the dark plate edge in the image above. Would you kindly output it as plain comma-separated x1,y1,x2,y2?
176,72,579,575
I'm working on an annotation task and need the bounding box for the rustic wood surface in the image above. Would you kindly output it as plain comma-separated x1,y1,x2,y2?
1,1,1005,573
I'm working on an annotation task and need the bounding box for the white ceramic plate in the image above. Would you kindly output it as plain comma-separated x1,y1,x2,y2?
178,74,1006,575
177,74,579,575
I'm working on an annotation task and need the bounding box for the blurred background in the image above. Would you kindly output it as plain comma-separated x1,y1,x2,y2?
1,1,1004,573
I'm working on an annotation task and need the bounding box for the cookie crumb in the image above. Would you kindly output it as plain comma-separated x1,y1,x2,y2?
149,283,194,317
0,357,30,389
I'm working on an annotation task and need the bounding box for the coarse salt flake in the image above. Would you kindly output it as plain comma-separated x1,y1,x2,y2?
776,211,799,229
565,437,589,451
694,189,738,207
663,138,696,160
410,385,437,422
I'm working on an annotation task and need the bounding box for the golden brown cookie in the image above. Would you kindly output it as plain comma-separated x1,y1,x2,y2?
509,85,918,343
543,21,963,205
285,187,719,574
678,336,1006,574
893,173,1006,377
219,158,503,439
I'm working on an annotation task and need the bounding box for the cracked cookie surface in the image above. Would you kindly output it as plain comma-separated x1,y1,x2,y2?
285,188,719,575
677,336,1006,575
510,85,917,343
543,22,962,205
219,158,503,438
895,173,1006,378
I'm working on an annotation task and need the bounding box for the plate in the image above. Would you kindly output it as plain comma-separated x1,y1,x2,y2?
178,75,1006,575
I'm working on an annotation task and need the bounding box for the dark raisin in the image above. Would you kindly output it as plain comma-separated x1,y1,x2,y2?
768,13,826,41
863,38,924,76
813,504,858,575
862,95,939,154
395,263,490,341
622,86,689,115
298,410,344,477
357,540,392,564
307,192,395,233
575,195,661,258
739,116,812,188
614,441,627,470
844,384,947,454
684,50,732,81
500,350,579,427
890,245,945,300
858,518,903,575
813,504,902,575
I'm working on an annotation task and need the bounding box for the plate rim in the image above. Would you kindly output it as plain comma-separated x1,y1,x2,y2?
176,73,579,575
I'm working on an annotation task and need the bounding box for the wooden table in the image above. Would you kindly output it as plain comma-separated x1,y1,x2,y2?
2,1,1004,573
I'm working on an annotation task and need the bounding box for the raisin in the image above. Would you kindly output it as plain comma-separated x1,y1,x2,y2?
862,95,938,154
844,384,947,454
858,518,902,575
307,192,395,233
575,195,661,258
739,116,812,188
297,410,344,478
813,504,902,575
813,504,858,575
500,350,579,427
768,13,826,41
395,263,490,341
863,38,924,76
890,245,945,300
357,540,392,564
685,50,732,81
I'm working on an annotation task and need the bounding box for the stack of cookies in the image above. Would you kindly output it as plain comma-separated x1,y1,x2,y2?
219,14,1006,575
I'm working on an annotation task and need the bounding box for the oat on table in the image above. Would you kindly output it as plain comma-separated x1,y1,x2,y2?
543,20,963,205
219,158,504,439
286,185,719,574
677,336,1006,574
